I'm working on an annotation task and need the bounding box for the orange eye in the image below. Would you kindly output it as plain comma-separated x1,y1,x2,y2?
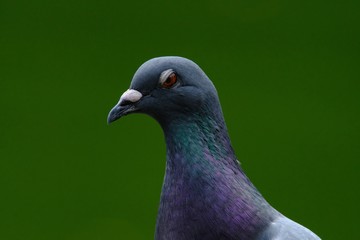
162,73,177,89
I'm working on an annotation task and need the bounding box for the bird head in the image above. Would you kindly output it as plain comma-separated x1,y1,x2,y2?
107,56,219,126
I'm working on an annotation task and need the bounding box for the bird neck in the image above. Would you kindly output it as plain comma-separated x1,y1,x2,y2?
161,112,259,195
163,112,236,169
157,112,277,239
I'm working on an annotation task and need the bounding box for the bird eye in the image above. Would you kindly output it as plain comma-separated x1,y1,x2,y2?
161,72,177,89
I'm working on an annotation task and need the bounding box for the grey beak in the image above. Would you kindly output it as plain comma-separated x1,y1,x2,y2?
107,89,143,124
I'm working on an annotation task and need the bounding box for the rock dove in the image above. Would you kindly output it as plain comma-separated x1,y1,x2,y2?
107,57,321,240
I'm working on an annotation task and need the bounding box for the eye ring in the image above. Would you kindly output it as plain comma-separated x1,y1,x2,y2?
162,73,177,89
159,69,179,89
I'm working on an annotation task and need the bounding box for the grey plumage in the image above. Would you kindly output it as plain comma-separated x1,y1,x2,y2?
258,217,320,240
108,56,321,240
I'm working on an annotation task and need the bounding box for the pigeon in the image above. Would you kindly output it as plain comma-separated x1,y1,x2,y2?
107,57,321,240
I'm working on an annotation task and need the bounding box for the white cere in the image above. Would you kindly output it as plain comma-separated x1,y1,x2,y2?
119,89,143,103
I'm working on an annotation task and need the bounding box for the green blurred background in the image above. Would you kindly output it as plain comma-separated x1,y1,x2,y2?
1,0,359,239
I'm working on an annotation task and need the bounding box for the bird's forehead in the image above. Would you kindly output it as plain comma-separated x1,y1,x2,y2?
129,62,164,91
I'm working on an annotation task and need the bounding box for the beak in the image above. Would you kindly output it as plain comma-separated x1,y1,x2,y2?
107,89,143,124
